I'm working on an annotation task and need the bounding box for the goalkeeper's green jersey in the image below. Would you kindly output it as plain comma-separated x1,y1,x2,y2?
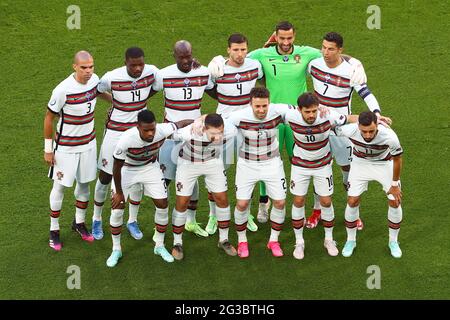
248,45,321,105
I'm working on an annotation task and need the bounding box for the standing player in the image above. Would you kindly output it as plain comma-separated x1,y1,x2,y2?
44,51,107,250
106,110,193,267
204,33,264,235
209,21,367,224
152,40,214,238
305,32,392,229
285,93,359,259
170,114,238,260
227,87,293,258
92,47,159,240
335,112,404,258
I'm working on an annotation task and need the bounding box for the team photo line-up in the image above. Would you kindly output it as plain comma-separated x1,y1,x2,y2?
43,21,404,267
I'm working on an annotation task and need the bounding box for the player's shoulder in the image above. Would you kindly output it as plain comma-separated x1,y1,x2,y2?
53,73,76,91
309,56,325,67
190,65,209,76
144,64,159,74
158,64,177,75
378,124,399,139
244,57,261,68
296,45,320,54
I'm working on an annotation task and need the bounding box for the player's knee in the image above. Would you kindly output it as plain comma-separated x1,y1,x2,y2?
273,199,285,210
341,165,350,172
293,196,305,208
236,200,249,212
319,197,332,208
207,192,214,201
154,198,168,209
347,196,360,207
214,194,229,208
98,170,112,185
188,200,198,210
74,182,90,201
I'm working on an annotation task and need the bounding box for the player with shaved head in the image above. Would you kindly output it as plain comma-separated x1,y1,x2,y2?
152,40,215,239
44,51,111,251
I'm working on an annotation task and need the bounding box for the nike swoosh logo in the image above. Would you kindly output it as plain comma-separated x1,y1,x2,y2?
269,58,276,61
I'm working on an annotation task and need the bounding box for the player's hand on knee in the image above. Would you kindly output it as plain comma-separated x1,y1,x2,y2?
208,55,226,78
44,152,55,166
348,57,367,86
388,186,402,204
263,32,277,48
111,192,125,209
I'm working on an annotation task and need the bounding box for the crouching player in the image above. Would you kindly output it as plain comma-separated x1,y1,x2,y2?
336,111,404,258
106,110,192,267
285,92,359,259
170,113,238,260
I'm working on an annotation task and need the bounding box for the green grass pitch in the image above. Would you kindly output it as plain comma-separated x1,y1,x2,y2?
0,0,449,300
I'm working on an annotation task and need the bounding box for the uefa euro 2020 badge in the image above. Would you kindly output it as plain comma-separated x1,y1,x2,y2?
294,54,301,63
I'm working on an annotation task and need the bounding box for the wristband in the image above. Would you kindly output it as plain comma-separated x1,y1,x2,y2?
44,139,53,153
391,180,399,187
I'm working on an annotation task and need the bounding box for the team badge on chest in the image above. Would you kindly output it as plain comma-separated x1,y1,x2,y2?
184,78,190,86
283,55,289,62
234,73,242,82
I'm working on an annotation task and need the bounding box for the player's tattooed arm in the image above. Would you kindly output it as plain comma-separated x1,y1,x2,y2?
111,159,125,209
43,110,57,166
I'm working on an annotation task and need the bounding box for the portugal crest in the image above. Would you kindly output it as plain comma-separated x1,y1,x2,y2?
176,182,183,192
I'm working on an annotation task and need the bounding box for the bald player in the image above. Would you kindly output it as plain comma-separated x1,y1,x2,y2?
44,51,111,251
153,40,215,238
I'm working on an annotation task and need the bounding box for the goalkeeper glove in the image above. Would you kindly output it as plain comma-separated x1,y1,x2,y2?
208,55,226,78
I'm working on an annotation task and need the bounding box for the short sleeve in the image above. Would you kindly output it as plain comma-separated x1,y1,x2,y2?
205,70,214,90
172,125,192,142
256,60,264,79
97,72,111,94
113,136,129,161
334,123,356,138
158,123,178,138
226,112,240,127
328,109,347,126
47,86,66,114
152,70,163,92
388,131,403,156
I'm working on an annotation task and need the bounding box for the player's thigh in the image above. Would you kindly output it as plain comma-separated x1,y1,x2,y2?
142,165,168,199
312,164,334,197
290,165,312,196
204,161,228,194
97,130,120,174
373,161,394,196
235,160,258,200
175,163,201,197
50,150,79,187
347,161,372,197
262,159,287,200
330,135,352,167
159,139,180,180
77,146,97,184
